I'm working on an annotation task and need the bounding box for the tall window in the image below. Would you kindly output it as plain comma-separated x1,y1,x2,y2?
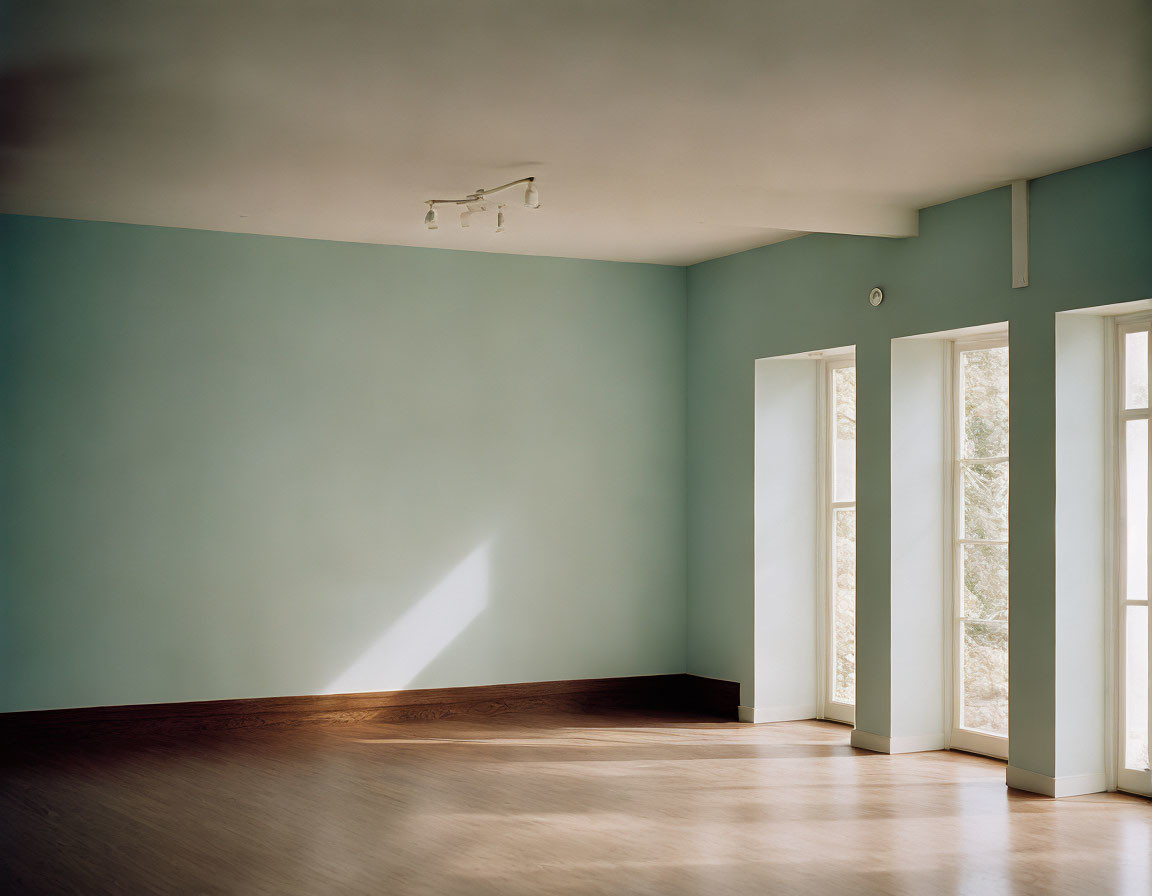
950,337,1009,759
822,358,856,722
1118,319,1151,796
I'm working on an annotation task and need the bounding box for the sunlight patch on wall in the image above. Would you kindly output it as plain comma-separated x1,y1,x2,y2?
325,541,491,694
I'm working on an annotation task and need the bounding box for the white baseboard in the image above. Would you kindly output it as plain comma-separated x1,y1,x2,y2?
820,704,855,726
850,729,946,754
738,704,816,724
1006,766,1107,798
849,729,890,752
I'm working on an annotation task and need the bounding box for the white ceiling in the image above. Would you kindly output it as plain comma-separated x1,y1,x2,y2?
2,1,1150,265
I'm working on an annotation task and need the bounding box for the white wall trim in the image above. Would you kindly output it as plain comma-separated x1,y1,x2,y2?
890,336,950,750
850,729,946,754
1006,766,1108,798
814,359,830,720
1103,317,1119,792
738,704,816,724
753,357,821,721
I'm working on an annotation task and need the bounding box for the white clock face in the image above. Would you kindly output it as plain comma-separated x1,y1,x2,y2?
869,287,884,307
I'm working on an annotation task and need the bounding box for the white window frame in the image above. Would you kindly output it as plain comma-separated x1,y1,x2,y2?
818,355,856,725
947,333,1010,760
1115,314,1152,797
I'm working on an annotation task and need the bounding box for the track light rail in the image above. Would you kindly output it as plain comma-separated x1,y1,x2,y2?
426,177,536,207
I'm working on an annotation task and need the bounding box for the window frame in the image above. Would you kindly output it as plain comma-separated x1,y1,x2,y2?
947,333,1010,760
819,354,856,725
1115,314,1152,797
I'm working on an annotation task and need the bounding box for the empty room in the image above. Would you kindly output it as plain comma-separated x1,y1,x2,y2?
2,1,1152,893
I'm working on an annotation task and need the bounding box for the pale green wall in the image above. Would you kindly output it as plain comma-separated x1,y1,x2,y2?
3,149,1150,769
686,149,1152,776
0,217,688,712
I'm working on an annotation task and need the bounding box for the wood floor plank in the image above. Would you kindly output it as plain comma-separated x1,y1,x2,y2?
1,711,1149,895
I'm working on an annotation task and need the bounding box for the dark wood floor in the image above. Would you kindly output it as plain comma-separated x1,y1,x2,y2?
2,710,1150,895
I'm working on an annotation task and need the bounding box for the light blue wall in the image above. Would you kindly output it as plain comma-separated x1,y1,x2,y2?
0,217,689,711
685,149,1152,776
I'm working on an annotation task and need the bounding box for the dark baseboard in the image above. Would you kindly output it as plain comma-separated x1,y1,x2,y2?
1,674,739,744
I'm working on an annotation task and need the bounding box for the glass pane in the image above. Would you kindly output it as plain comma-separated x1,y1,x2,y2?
832,507,856,704
961,543,1009,621
832,365,856,502
1125,606,1149,771
961,462,1009,541
960,620,1009,737
1125,329,1149,409
1127,420,1148,602
960,346,1009,459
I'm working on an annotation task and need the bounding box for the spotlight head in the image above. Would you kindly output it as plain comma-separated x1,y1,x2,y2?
460,209,471,228
524,180,540,208
424,205,438,230
496,206,506,233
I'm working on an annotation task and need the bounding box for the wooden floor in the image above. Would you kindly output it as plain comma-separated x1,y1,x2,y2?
2,710,1150,895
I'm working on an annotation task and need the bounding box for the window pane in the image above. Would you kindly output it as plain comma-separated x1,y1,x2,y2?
961,346,1009,459
1127,419,1148,602
960,620,1009,737
832,507,856,704
961,543,1009,622
1125,606,1149,771
961,462,1009,541
1125,330,1149,409
832,365,856,502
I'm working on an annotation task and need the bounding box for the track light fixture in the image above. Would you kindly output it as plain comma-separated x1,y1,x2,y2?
423,177,540,232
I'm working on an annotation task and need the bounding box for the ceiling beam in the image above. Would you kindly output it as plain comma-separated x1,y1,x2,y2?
639,188,920,239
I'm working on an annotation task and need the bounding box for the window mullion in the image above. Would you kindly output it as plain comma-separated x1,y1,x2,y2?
1146,321,1152,771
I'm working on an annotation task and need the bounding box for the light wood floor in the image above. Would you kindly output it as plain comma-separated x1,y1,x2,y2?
2,710,1150,895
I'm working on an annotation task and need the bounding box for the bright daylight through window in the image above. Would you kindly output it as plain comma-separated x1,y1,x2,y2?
1119,320,1152,796
951,339,1009,758
823,359,856,721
